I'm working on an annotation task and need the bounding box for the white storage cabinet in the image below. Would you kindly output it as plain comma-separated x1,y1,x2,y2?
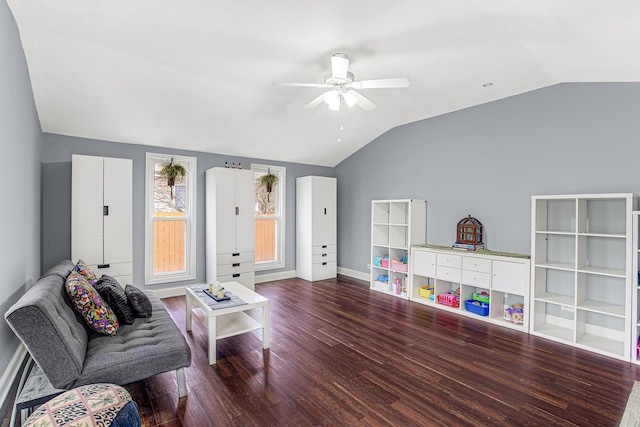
530,193,635,360
206,167,255,290
296,176,337,281
72,154,133,284
409,245,530,332
370,199,426,299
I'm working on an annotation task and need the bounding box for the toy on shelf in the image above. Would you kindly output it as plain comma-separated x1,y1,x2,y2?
453,215,484,251
503,303,524,324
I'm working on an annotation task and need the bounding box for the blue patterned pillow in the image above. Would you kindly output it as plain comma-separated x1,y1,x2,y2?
66,270,119,335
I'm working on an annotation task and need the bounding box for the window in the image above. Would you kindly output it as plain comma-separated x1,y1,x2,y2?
145,153,197,285
252,164,285,270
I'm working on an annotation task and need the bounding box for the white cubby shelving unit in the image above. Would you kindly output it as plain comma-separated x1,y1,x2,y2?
632,211,640,364
370,199,426,299
409,245,530,332
530,193,636,361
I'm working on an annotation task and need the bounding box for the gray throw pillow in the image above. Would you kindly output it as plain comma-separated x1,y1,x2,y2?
94,275,135,325
125,285,153,318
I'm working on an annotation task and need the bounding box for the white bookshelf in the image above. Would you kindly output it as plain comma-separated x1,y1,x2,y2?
530,193,636,361
370,199,426,299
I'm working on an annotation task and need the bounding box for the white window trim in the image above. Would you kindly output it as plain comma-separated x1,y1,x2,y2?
145,153,197,285
252,163,285,271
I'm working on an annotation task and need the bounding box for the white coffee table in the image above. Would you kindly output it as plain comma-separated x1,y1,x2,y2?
185,281,270,365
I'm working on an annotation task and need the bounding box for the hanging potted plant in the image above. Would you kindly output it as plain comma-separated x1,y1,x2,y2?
158,158,187,199
259,169,279,202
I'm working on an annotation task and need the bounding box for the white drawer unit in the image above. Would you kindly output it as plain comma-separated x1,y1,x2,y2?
462,270,491,288
437,253,462,268
463,256,491,273
409,245,531,332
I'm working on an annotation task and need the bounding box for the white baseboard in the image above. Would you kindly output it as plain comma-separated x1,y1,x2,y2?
155,286,187,298
255,270,296,284
0,343,27,409
337,267,369,282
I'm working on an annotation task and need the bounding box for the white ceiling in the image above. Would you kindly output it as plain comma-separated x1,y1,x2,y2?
7,0,640,166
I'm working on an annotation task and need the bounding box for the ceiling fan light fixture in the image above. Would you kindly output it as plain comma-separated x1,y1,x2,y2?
343,90,358,108
324,90,340,111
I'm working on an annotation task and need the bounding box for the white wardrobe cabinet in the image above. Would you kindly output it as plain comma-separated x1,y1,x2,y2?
206,167,255,290
71,154,132,284
296,176,337,281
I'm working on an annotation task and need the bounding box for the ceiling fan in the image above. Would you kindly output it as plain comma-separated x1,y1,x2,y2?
283,53,411,111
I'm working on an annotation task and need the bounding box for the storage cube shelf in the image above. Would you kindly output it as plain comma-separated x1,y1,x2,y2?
631,211,640,364
370,200,426,299
530,193,636,361
409,245,530,331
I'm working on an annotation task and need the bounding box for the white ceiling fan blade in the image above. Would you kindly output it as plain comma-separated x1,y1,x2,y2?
351,91,376,111
304,93,326,109
331,53,349,79
282,82,331,88
351,77,411,89
324,90,340,111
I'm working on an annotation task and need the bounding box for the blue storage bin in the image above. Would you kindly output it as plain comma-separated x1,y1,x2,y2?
464,299,489,316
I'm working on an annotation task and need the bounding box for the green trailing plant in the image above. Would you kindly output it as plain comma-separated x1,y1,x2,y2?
259,169,279,202
159,158,187,199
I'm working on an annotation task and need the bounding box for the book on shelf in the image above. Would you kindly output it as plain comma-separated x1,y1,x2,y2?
452,242,484,251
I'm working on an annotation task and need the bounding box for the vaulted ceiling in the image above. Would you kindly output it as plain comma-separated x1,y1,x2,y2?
7,0,640,166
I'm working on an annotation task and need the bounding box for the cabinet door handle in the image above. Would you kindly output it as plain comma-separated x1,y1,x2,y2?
232,263,240,267
322,254,327,257
233,273,240,278
103,206,109,216
324,208,327,215
235,207,239,215
97,264,110,269
322,245,327,248
232,253,240,256
322,262,327,265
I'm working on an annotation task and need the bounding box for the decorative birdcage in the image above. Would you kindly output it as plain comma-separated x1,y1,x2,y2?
456,215,483,245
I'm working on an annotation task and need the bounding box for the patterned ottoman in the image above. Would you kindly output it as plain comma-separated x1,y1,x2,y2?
23,383,140,427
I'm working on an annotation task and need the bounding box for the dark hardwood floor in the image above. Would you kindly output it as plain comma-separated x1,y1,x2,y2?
127,275,640,426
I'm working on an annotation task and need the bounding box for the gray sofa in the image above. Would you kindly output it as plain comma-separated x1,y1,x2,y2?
4,260,191,397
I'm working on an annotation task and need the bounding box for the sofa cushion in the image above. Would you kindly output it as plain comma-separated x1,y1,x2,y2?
125,285,153,318
94,275,135,325
73,259,98,284
66,270,119,335
5,265,89,389
77,290,191,387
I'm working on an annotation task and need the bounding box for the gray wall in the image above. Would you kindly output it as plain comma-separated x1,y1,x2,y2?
0,0,42,407
335,82,640,275
41,134,333,288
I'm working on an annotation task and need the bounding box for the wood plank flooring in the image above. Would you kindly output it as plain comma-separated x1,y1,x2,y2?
127,275,640,426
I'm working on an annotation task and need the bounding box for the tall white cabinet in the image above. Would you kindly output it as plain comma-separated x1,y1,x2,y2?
71,154,132,284
370,199,426,299
296,176,337,281
530,193,635,361
206,167,255,290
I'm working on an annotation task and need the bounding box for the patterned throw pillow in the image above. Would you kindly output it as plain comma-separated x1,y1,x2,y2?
94,275,135,325
125,285,153,318
74,259,99,284
66,270,119,335
24,383,139,427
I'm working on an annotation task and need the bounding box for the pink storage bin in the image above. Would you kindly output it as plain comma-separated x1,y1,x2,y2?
380,259,389,268
391,260,407,272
